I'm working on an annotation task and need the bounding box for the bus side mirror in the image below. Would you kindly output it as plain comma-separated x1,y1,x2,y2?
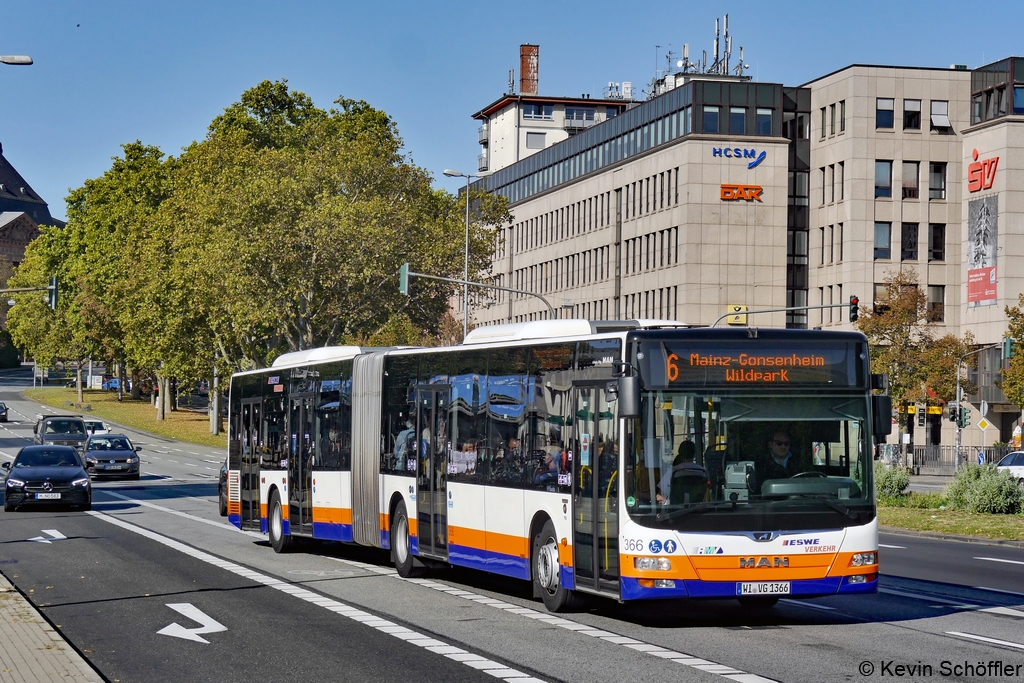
871,394,893,441
616,375,641,419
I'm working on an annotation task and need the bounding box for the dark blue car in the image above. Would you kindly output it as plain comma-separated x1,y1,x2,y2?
2,445,91,512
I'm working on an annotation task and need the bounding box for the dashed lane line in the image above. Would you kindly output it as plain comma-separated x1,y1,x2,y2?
975,556,1024,567
85,510,547,682
878,544,905,549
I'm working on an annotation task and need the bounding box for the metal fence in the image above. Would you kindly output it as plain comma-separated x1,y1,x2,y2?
911,444,1014,475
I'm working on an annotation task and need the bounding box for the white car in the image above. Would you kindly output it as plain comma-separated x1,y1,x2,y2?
995,451,1024,489
84,419,110,435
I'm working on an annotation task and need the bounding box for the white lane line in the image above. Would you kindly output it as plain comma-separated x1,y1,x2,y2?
204,467,215,470
203,459,222,464
187,451,200,455
975,557,1024,567
185,462,196,467
946,632,1024,650
326,557,779,683
97,490,253,534
975,586,1024,598
167,460,179,463
85,511,545,682
779,599,835,611
878,544,905,549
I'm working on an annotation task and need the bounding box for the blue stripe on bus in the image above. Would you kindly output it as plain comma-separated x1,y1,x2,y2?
560,565,575,591
281,519,290,536
312,522,353,542
448,544,531,580
228,514,241,528
260,517,268,534
410,535,419,556
619,574,876,601
380,529,390,549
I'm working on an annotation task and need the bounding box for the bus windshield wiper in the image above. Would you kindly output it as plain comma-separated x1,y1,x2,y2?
786,494,859,519
656,501,734,522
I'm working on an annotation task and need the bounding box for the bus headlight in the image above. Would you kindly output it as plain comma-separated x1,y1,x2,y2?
634,557,672,571
851,552,877,567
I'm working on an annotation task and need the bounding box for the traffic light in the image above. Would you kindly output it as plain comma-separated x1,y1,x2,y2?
959,406,970,429
948,403,957,422
1004,336,1017,360
47,276,58,310
398,263,410,296
849,295,859,323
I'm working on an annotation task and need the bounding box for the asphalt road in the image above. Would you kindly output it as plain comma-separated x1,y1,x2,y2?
2,369,1023,683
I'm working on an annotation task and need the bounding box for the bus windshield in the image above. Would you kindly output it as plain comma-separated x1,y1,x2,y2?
625,390,873,531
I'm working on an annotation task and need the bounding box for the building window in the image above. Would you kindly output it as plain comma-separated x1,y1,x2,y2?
927,285,945,322
902,161,919,199
928,223,946,261
901,223,919,261
838,161,845,200
1015,87,1024,115
839,100,846,132
837,223,844,261
819,226,825,265
828,164,835,202
928,162,946,199
756,108,772,135
930,100,951,131
828,224,834,263
874,222,891,260
904,99,921,129
873,283,889,314
819,167,826,205
526,132,546,149
703,106,720,133
875,160,892,198
729,107,745,134
523,103,553,120
876,98,894,128
565,107,596,122
820,107,826,139
829,103,836,135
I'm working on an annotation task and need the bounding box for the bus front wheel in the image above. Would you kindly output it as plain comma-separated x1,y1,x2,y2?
268,490,291,553
532,520,580,612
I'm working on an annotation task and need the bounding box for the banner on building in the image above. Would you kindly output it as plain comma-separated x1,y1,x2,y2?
967,195,998,307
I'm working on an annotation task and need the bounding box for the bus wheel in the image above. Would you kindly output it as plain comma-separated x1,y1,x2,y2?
391,501,420,577
737,596,779,609
532,520,580,612
268,490,291,553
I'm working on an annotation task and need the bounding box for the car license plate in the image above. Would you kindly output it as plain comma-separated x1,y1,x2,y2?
104,465,124,470
35,492,61,500
738,581,790,596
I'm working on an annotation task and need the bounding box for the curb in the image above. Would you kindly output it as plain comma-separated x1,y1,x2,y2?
880,525,1024,549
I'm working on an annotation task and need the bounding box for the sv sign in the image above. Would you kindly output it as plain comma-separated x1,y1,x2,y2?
967,148,998,193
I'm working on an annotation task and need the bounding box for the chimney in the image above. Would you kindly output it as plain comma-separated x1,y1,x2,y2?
519,45,538,96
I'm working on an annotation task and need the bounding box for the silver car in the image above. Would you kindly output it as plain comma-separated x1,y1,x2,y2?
33,416,88,452
83,434,141,480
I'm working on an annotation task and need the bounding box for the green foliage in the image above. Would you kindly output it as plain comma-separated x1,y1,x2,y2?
874,460,911,498
946,464,1023,514
855,269,974,424
0,329,20,368
8,80,510,388
1001,293,1024,408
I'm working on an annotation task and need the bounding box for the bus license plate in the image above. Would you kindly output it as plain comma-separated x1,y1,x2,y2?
738,581,790,596
35,493,61,500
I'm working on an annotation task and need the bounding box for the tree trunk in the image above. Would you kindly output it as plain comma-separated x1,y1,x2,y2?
163,376,174,415
209,369,221,435
76,364,83,403
156,375,165,420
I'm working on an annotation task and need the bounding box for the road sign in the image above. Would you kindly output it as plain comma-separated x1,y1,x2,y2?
977,417,991,430
980,400,989,418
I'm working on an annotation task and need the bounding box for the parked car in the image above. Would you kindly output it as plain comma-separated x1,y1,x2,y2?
995,451,1024,489
83,434,141,480
0,402,8,422
2,445,91,512
84,419,110,435
102,378,130,391
33,415,88,451
218,458,228,516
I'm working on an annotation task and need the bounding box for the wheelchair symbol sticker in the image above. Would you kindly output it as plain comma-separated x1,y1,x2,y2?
648,539,663,553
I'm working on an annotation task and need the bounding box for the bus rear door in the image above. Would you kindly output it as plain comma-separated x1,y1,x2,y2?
415,385,449,560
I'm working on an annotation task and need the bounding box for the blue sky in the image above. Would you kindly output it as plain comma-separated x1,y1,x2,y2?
2,0,1023,221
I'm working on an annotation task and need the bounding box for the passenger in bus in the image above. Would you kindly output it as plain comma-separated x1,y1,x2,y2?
394,419,415,471
657,441,705,503
757,429,812,481
534,451,558,486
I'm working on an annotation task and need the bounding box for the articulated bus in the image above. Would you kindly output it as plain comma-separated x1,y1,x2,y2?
226,320,892,611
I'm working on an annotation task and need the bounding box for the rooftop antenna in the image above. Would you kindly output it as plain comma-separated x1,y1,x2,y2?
508,69,515,95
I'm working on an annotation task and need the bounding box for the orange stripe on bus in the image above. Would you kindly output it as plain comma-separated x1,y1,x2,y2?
312,507,352,525
620,554,699,580
447,526,534,560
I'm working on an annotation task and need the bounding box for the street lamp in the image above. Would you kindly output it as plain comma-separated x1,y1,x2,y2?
0,56,33,66
443,168,487,341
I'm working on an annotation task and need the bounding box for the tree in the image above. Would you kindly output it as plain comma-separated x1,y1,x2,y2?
855,269,974,425
1000,293,1024,408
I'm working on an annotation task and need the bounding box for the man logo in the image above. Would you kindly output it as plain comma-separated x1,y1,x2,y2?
739,557,789,568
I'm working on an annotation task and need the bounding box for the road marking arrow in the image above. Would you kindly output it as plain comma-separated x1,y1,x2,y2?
157,603,226,644
28,529,67,543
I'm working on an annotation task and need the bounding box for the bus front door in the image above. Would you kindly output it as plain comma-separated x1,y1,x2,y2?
571,383,620,594
288,395,314,535
240,399,261,530
415,386,449,560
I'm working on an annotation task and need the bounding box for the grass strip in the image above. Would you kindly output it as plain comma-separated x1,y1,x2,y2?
879,505,1024,541
23,388,227,449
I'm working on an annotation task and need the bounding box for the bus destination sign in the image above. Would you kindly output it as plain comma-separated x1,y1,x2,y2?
639,341,857,388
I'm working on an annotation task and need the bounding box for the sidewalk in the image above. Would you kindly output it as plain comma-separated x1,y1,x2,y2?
0,572,103,682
